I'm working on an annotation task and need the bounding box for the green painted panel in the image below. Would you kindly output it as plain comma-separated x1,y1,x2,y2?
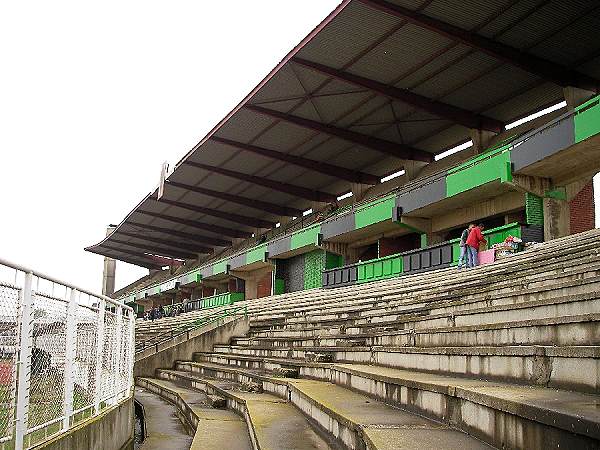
246,244,267,264
291,225,321,250
446,149,512,197
325,252,343,270
212,261,228,275
304,249,324,290
179,270,202,286
199,291,244,310
420,234,427,249
357,254,403,284
525,193,544,226
355,196,395,229
274,279,285,295
574,95,600,143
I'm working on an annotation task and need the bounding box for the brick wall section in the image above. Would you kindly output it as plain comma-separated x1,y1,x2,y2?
570,181,595,234
256,272,272,298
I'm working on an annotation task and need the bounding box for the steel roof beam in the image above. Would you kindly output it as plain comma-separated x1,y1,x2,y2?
109,238,197,260
128,221,232,247
292,57,504,132
245,104,433,162
117,231,213,254
152,197,275,229
359,0,599,91
211,136,380,184
166,180,303,217
89,246,162,269
184,161,337,203
137,209,252,239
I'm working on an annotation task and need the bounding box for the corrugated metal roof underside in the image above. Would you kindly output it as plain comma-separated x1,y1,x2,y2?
86,0,600,267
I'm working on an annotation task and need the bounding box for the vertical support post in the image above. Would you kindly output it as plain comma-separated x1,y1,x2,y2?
93,299,106,414
62,288,78,431
114,306,123,400
15,272,34,450
128,309,135,396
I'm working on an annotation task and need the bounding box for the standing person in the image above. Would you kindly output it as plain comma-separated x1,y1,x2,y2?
457,223,475,269
466,223,486,268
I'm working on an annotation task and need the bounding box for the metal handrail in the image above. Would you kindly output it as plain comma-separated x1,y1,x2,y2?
135,305,248,354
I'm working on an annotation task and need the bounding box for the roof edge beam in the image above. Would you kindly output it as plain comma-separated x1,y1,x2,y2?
153,197,274,229
245,104,433,162
86,246,162,269
184,161,337,203
138,209,252,239
128,221,232,247
292,57,504,133
211,136,380,184
359,0,600,91
166,180,303,217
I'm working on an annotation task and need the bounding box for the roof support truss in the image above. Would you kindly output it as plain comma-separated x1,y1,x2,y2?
109,238,197,260
245,104,434,162
117,231,213,254
128,221,232,247
166,180,303,217
292,57,504,132
89,246,163,269
137,209,252,239
359,0,599,91
211,136,380,184
153,197,274,229
184,161,337,203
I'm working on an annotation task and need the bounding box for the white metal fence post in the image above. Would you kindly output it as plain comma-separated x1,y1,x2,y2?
15,272,34,450
128,310,135,396
114,306,123,399
62,288,78,431
93,299,106,414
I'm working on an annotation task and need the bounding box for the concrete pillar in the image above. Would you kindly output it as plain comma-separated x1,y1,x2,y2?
543,197,570,241
564,86,596,109
102,225,116,296
351,183,370,202
426,232,445,246
404,161,427,181
470,129,497,155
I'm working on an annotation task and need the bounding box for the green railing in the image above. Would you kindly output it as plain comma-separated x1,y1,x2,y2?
135,304,248,355
356,253,403,284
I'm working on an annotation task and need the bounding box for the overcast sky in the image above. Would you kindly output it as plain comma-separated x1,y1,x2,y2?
1,1,598,294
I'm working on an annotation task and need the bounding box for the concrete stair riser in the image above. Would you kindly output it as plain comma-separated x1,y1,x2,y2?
177,361,600,450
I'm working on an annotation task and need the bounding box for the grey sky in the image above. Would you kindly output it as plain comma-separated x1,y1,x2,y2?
1,1,598,294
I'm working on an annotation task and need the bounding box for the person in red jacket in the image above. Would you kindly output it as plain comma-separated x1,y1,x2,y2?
466,223,486,268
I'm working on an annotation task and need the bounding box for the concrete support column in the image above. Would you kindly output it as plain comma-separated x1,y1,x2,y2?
102,225,116,296
470,129,497,155
564,86,596,109
404,161,427,181
351,183,370,202
543,197,570,241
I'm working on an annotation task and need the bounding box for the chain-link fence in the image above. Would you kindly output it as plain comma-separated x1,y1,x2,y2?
0,258,134,449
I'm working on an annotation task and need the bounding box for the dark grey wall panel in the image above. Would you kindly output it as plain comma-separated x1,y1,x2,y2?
511,116,575,171
228,253,247,270
396,177,446,213
268,236,291,257
279,253,305,292
322,213,355,239
521,225,544,243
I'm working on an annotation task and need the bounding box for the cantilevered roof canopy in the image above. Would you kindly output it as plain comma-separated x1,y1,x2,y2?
86,0,600,265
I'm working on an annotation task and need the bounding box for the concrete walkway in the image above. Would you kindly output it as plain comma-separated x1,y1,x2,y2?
136,386,193,450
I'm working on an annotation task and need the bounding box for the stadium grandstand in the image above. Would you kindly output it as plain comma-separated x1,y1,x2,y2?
85,1,600,449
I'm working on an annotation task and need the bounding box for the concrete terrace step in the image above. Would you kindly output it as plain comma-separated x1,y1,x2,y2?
248,252,600,323
181,360,600,449
171,362,492,450
195,345,600,393
249,291,600,339
136,377,252,450
231,313,600,348
155,369,335,450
